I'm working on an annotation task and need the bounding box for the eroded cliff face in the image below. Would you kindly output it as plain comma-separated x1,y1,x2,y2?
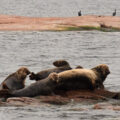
0,14,120,31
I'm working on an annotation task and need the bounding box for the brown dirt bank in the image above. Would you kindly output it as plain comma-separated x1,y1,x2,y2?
0,14,120,31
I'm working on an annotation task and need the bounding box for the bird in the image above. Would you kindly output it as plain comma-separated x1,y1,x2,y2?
112,9,116,16
78,10,82,16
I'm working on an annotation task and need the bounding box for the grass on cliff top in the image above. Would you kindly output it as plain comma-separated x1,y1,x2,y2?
61,26,120,32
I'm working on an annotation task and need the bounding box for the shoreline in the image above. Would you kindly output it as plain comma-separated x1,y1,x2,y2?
0,14,120,31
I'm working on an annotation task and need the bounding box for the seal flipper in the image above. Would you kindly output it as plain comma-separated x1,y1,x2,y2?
75,65,83,69
29,72,37,80
53,60,70,67
2,83,9,89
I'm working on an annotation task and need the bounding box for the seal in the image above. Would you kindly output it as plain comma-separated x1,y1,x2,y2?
0,64,110,98
0,72,58,98
0,67,31,91
29,60,72,81
55,64,110,91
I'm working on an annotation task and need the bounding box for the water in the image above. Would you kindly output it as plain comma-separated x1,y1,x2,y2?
0,0,120,120
0,0,120,17
0,31,120,120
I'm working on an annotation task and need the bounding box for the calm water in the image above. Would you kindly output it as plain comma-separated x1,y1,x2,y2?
0,0,120,17
0,31,120,120
0,0,120,120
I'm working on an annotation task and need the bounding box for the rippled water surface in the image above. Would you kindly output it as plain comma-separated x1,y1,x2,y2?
0,31,120,120
0,0,120,120
0,0,120,17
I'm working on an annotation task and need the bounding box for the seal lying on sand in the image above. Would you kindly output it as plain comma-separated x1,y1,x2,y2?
29,60,72,81
0,73,58,97
55,64,110,91
0,67,30,91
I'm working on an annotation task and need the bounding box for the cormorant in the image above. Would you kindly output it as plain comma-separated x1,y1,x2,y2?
78,10,82,16
113,9,116,16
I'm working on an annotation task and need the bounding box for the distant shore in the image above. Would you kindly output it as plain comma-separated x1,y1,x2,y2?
0,14,120,31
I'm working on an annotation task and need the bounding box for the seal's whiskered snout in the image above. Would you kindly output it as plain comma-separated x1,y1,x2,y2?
106,70,110,75
26,70,31,75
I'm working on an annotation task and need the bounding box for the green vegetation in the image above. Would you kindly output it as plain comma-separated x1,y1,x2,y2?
60,26,120,32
